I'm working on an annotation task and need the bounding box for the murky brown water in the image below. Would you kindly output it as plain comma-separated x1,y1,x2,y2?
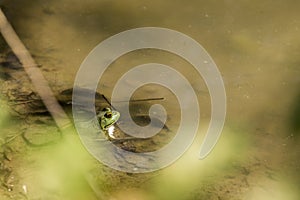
0,0,300,199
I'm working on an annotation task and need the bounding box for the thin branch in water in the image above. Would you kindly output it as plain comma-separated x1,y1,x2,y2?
113,97,165,103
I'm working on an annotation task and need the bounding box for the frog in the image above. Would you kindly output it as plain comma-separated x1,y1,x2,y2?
97,107,120,131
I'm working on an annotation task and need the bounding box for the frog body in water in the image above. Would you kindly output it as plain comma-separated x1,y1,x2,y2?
58,87,170,151
58,87,121,134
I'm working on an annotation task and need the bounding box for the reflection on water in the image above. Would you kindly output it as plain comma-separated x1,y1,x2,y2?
0,0,300,199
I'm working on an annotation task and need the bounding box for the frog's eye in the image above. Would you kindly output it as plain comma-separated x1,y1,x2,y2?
104,112,112,118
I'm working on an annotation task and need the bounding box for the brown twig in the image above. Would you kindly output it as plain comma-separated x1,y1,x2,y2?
113,97,165,103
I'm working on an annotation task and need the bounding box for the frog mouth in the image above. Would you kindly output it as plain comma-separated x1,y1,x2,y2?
103,122,115,129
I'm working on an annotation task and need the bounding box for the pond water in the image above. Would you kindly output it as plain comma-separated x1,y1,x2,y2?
0,0,300,199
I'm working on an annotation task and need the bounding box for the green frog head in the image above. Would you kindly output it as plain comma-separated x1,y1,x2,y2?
97,107,120,130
